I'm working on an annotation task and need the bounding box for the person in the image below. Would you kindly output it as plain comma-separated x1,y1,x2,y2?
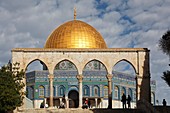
40,102,44,108
59,101,65,108
162,99,167,106
88,100,91,108
121,93,126,109
45,103,48,108
82,99,88,109
127,95,132,109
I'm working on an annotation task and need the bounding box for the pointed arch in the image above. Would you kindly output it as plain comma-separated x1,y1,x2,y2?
113,59,137,74
53,59,78,72
83,59,108,72
25,59,49,72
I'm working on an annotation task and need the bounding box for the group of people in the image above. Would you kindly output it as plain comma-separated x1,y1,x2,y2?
82,99,91,109
40,101,65,108
121,93,132,109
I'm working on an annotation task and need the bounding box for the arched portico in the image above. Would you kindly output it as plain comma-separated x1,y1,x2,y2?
12,48,150,109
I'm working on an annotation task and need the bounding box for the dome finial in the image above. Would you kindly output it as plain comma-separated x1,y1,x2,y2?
74,7,76,20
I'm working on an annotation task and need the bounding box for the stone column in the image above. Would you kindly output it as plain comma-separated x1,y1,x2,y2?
65,96,69,108
77,75,83,108
135,73,139,102
59,98,62,105
107,74,113,109
44,98,47,108
101,98,103,108
48,74,54,107
95,98,98,108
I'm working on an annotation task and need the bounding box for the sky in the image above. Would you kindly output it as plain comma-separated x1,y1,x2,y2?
0,0,170,105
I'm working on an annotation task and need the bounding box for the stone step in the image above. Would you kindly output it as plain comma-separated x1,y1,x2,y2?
16,108,146,113
92,109,145,113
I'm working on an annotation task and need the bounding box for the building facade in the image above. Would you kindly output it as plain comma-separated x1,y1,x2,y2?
26,65,156,108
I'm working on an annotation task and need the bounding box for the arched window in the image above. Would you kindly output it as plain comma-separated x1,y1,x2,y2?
133,90,136,101
39,85,45,98
53,86,55,97
151,92,155,105
121,87,126,96
104,85,108,98
114,86,119,100
26,86,34,99
128,88,133,101
93,86,99,97
59,85,65,96
30,86,34,99
83,85,89,96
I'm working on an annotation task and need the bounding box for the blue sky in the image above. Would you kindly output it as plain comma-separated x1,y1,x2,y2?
0,0,170,105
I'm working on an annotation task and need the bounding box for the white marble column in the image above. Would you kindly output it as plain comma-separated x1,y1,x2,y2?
48,74,54,107
59,98,62,105
65,96,69,108
107,74,113,109
77,75,83,108
100,98,103,108
95,98,98,108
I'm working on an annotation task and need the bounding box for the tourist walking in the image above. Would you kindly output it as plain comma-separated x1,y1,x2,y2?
121,93,126,109
127,95,132,109
162,99,167,106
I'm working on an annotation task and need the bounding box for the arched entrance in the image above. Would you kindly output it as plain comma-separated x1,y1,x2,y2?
68,90,79,108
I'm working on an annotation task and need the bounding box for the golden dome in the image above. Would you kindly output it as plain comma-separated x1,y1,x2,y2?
44,20,107,48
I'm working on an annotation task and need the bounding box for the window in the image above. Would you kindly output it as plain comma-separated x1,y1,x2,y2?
59,85,65,96
39,85,45,97
114,86,119,99
53,86,55,97
128,88,132,100
133,91,136,101
151,92,155,105
27,86,34,99
93,86,99,97
30,86,34,99
104,86,108,98
121,87,126,96
83,85,89,96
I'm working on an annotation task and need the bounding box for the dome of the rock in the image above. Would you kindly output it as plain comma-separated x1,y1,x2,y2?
44,20,107,48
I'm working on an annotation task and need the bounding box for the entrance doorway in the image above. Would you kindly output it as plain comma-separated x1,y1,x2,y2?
68,90,79,108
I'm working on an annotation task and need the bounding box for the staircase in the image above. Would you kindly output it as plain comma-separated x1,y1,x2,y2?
25,97,33,108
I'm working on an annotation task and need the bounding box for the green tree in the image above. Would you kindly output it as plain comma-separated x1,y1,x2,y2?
0,62,25,113
159,30,170,86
